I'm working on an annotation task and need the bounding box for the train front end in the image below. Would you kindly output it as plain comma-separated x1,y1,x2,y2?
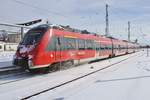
13,25,49,70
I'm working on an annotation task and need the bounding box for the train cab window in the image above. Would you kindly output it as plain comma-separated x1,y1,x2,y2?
21,27,48,45
21,32,42,45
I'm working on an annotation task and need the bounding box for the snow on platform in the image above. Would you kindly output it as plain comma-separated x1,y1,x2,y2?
0,51,149,100
0,51,15,68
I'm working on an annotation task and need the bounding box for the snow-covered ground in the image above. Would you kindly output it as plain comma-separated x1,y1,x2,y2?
0,51,15,67
34,50,150,100
0,50,149,100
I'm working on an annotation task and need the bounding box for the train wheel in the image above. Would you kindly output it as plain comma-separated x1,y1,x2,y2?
112,54,115,57
28,67,50,74
49,63,61,71
63,60,74,69
108,55,112,58
40,67,50,74
28,69,39,73
48,61,74,72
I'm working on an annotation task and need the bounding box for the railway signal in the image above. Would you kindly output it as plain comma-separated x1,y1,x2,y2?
16,19,42,39
16,19,42,26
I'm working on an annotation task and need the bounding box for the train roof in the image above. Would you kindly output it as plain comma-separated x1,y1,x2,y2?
34,24,101,36
32,24,139,45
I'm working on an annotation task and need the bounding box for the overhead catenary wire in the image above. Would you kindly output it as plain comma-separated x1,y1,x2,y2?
11,0,69,18
138,27,150,44
10,0,106,30
0,14,22,24
105,6,142,42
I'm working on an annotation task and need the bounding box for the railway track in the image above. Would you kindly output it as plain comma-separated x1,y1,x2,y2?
21,53,138,100
0,52,140,87
0,66,34,85
0,67,59,86
0,66,29,85
0,71,30,85
0,66,22,75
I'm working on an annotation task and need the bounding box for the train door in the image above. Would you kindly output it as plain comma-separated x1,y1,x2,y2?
55,37,62,62
111,39,114,56
95,42,100,59
99,44,103,57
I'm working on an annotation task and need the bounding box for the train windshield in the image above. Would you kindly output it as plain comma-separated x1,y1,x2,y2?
20,25,48,45
21,32,43,45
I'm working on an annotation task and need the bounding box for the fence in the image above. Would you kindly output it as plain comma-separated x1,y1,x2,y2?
0,23,31,51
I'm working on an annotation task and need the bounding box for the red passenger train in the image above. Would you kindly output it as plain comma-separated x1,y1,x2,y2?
13,24,139,72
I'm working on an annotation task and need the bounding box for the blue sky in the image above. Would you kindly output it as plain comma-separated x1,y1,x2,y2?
0,0,150,44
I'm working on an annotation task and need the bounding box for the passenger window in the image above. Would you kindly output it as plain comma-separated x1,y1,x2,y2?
78,39,85,50
86,40,93,50
62,37,76,50
96,42,100,51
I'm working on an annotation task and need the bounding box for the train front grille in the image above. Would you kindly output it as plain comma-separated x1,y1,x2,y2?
13,58,29,69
